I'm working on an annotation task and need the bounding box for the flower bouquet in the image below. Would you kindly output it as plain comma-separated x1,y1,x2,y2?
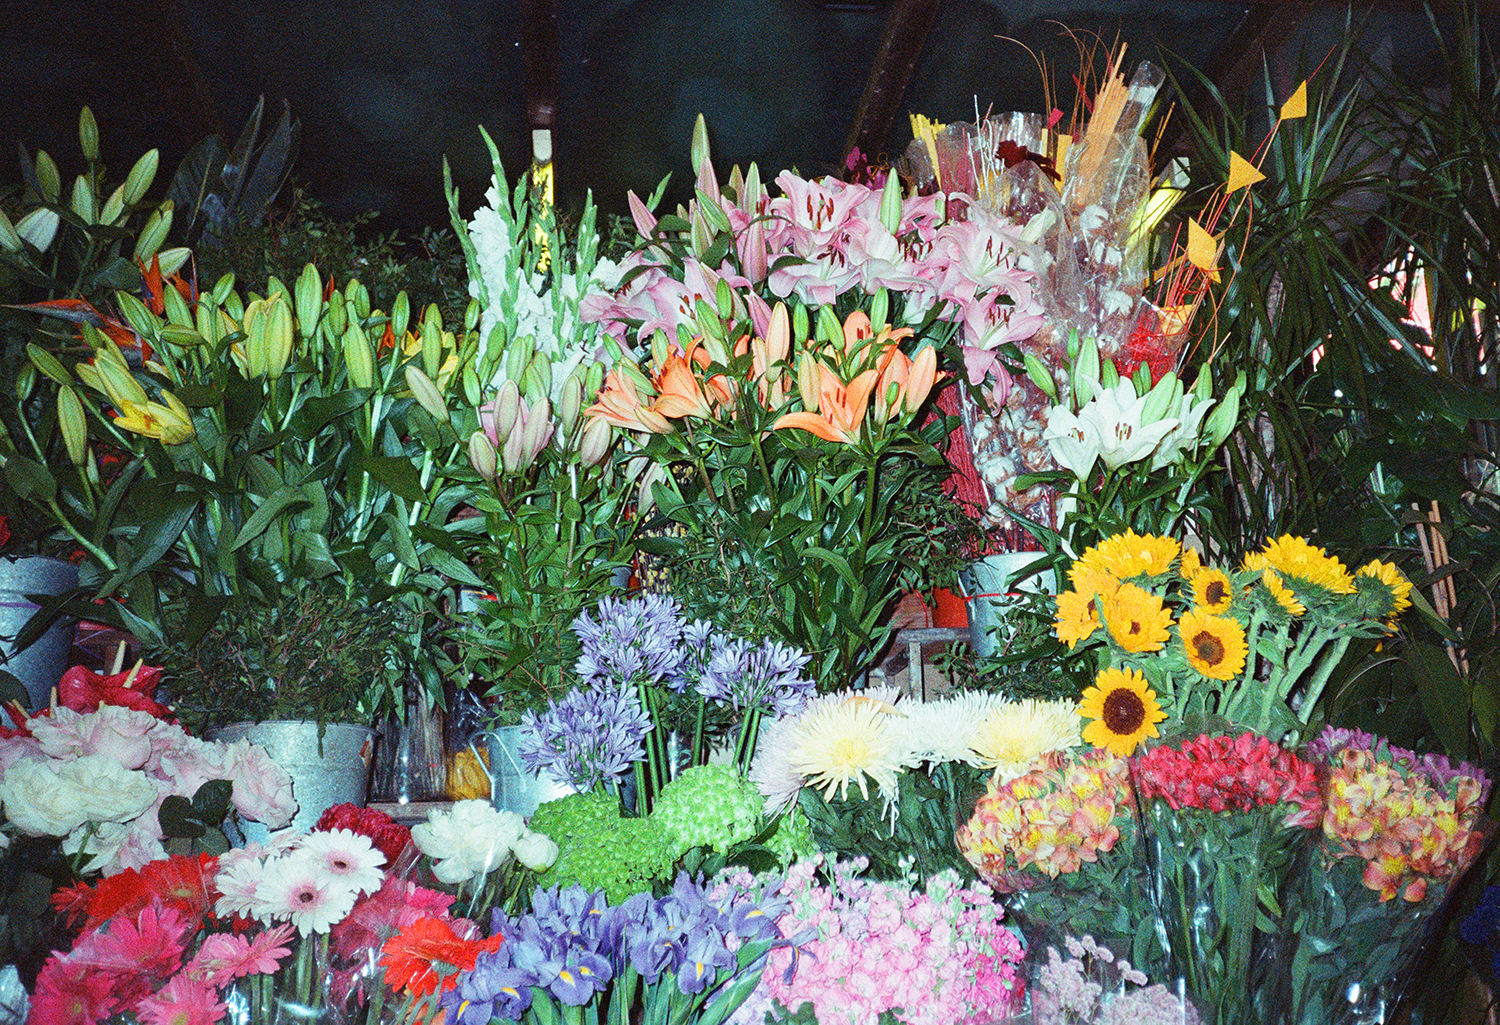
955,746,1154,972
416,873,792,1025
1131,727,1322,1025
721,856,1025,1025
1273,728,1492,1025
1025,932,1199,1025
750,685,1081,884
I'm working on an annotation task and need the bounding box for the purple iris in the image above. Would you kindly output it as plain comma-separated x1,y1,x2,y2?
573,594,687,688
518,681,652,792
444,945,535,1023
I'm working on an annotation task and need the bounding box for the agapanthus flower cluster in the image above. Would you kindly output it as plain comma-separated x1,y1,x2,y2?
1132,731,1322,827
722,857,1025,1025
0,701,294,875
436,876,790,1024
1031,933,1200,1025
692,634,816,715
1310,726,1490,902
518,680,652,793
957,747,1135,886
573,593,688,689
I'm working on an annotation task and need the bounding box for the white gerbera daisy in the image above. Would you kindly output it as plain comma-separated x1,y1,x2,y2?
251,851,359,935
299,828,386,896
215,850,269,919
965,698,1084,782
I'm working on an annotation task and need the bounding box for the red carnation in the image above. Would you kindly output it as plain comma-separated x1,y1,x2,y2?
316,802,413,867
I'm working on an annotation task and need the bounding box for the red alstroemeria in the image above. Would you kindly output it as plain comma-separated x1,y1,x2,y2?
1134,731,1322,827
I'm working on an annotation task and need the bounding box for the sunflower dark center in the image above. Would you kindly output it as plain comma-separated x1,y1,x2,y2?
1193,630,1226,665
1205,580,1227,606
1102,689,1146,734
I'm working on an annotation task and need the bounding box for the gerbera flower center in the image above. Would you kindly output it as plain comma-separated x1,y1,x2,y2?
1102,689,1146,735
1192,631,1226,666
295,888,318,906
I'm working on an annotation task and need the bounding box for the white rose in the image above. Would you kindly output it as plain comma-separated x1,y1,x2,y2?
0,759,89,836
65,756,159,826
511,829,559,872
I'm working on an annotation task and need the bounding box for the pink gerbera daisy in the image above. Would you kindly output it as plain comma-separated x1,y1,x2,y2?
252,852,359,934
87,904,196,1008
299,828,386,895
133,973,229,1025
187,923,296,987
30,953,121,1024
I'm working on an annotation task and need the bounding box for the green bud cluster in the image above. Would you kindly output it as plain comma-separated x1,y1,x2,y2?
653,764,764,859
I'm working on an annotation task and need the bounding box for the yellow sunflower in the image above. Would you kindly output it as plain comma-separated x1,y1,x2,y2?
1054,589,1101,649
1090,531,1181,580
1177,608,1249,681
1260,568,1306,617
1190,567,1236,614
1256,535,1355,594
1179,546,1203,579
1356,559,1414,627
1101,583,1173,653
1079,667,1167,756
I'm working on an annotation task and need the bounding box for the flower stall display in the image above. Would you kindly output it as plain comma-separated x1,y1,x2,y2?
722,857,1026,1025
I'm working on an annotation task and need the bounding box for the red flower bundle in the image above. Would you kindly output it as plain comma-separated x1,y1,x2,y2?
1134,730,1322,827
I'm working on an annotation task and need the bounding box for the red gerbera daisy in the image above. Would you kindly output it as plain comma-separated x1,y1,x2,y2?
379,917,503,998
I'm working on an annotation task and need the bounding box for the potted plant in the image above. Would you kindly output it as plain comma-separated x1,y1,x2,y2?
156,582,412,834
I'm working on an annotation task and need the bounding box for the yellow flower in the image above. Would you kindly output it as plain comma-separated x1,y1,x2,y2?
1088,531,1180,581
1356,560,1414,628
1079,667,1167,757
113,398,195,445
1255,535,1356,594
1179,546,1202,579
1053,589,1102,649
1177,608,1249,681
967,699,1083,782
1190,567,1236,614
1101,583,1173,653
1261,568,1307,617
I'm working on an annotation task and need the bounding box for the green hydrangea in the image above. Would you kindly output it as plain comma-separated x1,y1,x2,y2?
528,790,673,903
652,764,765,860
765,803,819,865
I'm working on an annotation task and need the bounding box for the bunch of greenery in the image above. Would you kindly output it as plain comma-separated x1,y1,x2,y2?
159,582,414,734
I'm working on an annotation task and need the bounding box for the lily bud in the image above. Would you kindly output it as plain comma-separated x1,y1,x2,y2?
464,298,481,334
468,429,498,481
34,151,60,204
1140,371,1179,426
879,170,903,235
70,175,95,225
1023,352,1057,401
406,365,449,421
506,332,535,386
264,296,294,379
326,292,348,338
27,343,72,386
163,285,194,329
577,414,612,467
523,352,552,404
196,303,221,346
797,352,821,413
132,201,173,263
99,185,126,227
557,374,584,437
120,149,159,206
391,291,410,341
295,263,323,337
346,279,370,321
489,381,521,442
78,107,99,162
905,346,938,415
1099,359,1119,390
156,247,191,278
343,322,375,389
57,386,87,466
421,320,442,379
0,208,23,252
242,299,269,378
1206,384,1243,449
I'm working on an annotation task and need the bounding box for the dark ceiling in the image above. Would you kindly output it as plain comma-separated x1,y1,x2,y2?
1,1,1494,230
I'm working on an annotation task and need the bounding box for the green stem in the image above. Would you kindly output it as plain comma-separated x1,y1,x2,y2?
44,497,117,571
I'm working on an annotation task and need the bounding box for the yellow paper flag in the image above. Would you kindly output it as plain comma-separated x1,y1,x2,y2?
1280,80,1308,121
1187,218,1221,281
1227,151,1266,192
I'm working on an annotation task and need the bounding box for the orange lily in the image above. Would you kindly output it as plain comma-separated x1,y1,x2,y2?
585,364,672,434
684,339,736,414
654,348,715,420
774,362,879,444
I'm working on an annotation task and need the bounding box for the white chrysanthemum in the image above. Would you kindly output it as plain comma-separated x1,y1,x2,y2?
894,692,1018,766
412,799,526,885
299,828,386,896
251,849,359,935
784,693,904,804
749,714,805,814
966,698,1084,782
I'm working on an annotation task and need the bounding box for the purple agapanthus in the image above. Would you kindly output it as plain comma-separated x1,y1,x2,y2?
573,594,687,688
696,636,816,716
519,681,652,792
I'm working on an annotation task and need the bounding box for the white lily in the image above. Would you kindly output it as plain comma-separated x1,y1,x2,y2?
1149,392,1216,471
1086,379,1180,469
1044,402,1105,481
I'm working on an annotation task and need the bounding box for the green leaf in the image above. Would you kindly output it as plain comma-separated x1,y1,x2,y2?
231,485,306,550
191,779,233,822
360,454,426,503
158,795,208,839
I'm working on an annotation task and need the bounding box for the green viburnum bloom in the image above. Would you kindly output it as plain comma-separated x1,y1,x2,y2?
528,790,673,903
653,764,765,859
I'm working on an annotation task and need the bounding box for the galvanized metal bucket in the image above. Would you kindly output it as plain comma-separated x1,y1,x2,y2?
215,721,376,842
475,725,574,819
0,556,79,713
959,552,1057,658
